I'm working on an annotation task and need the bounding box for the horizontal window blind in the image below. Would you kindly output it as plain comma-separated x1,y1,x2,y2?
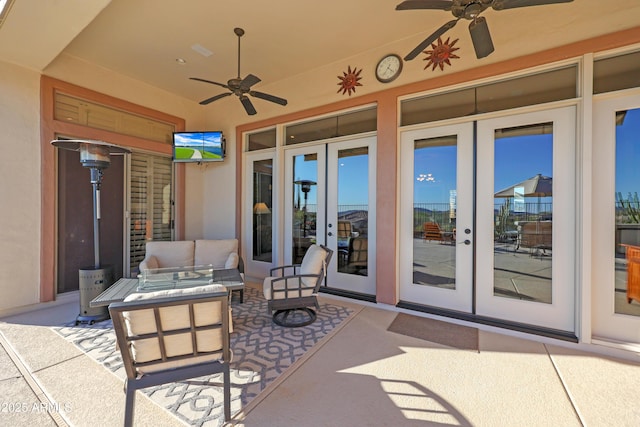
130,153,173,271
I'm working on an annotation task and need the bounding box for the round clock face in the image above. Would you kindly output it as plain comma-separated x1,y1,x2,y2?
376,54,403,83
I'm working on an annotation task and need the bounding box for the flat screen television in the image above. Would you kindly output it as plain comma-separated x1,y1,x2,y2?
172,131,225,163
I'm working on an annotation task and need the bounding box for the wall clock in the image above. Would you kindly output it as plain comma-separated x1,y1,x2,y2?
375,54,403,83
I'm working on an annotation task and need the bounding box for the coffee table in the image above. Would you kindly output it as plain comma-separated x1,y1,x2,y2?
90,265,244,308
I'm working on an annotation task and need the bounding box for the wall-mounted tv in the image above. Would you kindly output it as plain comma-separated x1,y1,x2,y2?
172,131,225,163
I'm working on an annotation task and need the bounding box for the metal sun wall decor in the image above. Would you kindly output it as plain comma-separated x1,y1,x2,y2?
337,65,363,96
423,37,460,71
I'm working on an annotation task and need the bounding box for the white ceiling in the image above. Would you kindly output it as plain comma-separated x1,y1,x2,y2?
1,0,640,105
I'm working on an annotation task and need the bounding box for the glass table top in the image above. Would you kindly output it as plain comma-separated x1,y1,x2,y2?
138,265,243,291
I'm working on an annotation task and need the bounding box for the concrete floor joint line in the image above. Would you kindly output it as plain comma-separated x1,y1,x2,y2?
0,330,70,427
544,343,586,427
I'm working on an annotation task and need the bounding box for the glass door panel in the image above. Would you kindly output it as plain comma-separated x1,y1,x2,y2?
284,145,325,265
252,159,273,263
400,123,474,313
476,107,575,332
614,107,640,317
326,136,376,296
492,124,553,304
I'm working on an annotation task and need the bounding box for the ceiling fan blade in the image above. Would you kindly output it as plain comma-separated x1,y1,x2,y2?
492,0,573,10
404,19,458,61
239,95,257,115
199,92,232,105
249,91,288,106
240,74,261,90
395,0,452,11
469,16,494,59
189,77,229,89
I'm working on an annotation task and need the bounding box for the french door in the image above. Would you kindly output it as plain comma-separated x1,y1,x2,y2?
399,123,474,312
400,106,576,333
592,94,640,346
284,136,377,297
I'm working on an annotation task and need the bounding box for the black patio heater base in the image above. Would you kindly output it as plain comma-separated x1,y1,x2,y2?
76,266,113,325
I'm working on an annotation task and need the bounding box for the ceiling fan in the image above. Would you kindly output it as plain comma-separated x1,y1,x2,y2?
190,27,287,116
397,0,574,60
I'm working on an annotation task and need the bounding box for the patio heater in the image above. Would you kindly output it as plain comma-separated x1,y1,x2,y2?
294,179,316,237
51,139,130,325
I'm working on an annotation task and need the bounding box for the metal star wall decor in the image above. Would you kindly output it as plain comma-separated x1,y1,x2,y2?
423,37,460,71
337,66,363,96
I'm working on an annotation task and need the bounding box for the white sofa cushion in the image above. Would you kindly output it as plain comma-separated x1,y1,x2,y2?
143,240,195,269
194,239,239,269
122,284,228,373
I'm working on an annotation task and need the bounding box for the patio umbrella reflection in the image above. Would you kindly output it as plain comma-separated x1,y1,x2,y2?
494,174,552,198
494,174,552,215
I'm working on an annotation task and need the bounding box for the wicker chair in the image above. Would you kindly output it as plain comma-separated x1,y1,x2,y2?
623,244,640,304
423,222,445,242
109,284,231,427
263,244,333,327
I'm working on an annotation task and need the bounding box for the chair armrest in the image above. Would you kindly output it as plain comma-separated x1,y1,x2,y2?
269,264,300,276
267,273,321,288
225,252,239,269
139,255,158,271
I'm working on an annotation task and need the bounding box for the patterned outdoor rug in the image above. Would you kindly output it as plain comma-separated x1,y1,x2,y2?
55,286,354,426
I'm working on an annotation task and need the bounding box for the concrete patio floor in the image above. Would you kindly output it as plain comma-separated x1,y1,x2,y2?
1,283,639,426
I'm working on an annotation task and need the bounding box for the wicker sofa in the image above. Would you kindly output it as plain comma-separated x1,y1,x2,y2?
138,239,240,272
138,239,244,302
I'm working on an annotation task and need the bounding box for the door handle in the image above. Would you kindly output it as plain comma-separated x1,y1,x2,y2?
458,239,471,245
328,232,333,237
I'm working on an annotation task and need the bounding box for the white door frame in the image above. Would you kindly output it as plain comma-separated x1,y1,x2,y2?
243,149,277,279
399,122,475,312
592,94,640,345
326,136,377,295
476,106,576,332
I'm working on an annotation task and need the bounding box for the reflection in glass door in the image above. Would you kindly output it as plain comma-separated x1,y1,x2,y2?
284,145,325,265
252,158,273,263
613,108,640,318
476,107,576,332
593,96,640,345
492,124,553,304
327,137,376,296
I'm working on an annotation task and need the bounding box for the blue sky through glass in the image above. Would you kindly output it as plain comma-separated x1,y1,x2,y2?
616,107,640,196
291,109,640,210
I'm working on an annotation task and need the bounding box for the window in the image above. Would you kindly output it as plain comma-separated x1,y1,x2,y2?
129,153,173,273
401,66,578,126
594,50,640,94
247,128,277,151
285,107,376,145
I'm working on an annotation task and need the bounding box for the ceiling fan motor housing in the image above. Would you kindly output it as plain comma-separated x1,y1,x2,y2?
452,1,492,19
